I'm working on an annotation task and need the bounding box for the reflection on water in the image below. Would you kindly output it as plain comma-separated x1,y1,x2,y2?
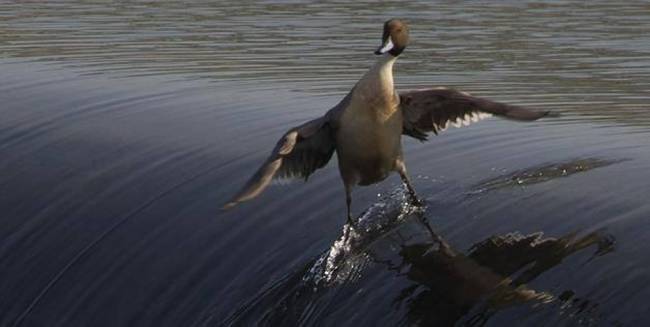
223,189,616,326
2,1,650,326
398,230,614,326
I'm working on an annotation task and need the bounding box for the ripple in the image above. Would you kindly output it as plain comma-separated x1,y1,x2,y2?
2,1,650,128
469,157,628,195
3,1,650,326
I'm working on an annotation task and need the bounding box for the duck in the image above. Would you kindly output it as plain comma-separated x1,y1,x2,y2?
223,19,552,222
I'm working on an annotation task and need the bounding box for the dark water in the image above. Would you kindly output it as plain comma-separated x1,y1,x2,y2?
2,1,650,326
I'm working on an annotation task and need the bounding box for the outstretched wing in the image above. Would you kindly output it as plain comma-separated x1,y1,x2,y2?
223,115,336,209
400,88,552,141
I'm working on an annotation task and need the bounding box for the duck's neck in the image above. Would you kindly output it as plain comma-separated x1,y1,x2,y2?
370,54,397,89
357,54,397,102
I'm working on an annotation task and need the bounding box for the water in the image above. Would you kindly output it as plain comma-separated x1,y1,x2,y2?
2,1,650,326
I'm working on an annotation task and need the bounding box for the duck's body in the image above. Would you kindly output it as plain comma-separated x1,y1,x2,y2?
223,19,553,221
337,54,403,187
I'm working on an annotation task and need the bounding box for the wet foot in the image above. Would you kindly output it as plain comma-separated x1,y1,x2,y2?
410,195,425,207
347,214,358,229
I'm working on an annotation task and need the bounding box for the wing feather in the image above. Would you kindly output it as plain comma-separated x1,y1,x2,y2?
223,114,337,209
223,91,351,209
400,88,553,141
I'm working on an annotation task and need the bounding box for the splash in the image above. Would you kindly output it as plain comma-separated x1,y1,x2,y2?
470,157,626,195
305,186,425,286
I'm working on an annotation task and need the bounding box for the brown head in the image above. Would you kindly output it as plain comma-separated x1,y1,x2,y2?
375,19,410,57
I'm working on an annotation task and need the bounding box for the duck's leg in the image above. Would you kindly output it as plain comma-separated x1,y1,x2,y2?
345,184,354,225
396,161,423,206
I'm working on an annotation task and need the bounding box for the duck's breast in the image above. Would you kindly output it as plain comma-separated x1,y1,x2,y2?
336,95,403,185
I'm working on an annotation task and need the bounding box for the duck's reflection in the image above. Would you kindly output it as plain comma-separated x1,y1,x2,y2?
224,198,615,327
384,215,614,326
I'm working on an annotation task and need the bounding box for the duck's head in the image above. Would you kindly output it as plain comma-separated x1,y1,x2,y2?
375,19,409,57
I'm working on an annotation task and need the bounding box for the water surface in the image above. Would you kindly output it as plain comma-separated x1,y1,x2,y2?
2,1,650,326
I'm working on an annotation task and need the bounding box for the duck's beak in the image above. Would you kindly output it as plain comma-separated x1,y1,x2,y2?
374,36,394,55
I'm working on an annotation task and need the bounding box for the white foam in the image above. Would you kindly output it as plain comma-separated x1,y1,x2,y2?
304,186,424,286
